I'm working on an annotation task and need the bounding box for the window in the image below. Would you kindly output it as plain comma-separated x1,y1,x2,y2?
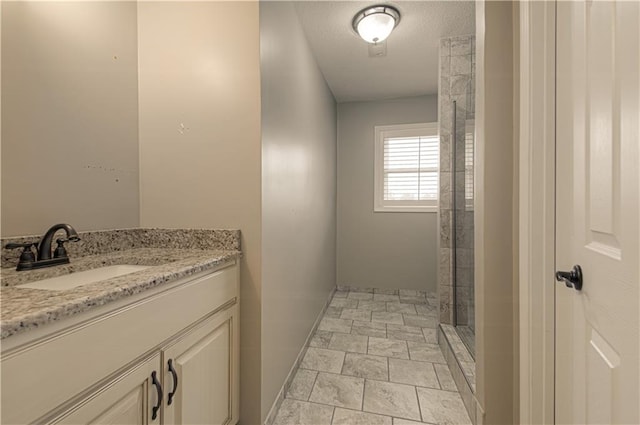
374,122,439,212
465,120,475,210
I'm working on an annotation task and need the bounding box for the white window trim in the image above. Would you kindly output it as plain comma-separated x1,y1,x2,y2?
373,122,439,213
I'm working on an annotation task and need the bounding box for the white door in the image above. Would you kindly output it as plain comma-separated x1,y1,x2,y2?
555,1,639,424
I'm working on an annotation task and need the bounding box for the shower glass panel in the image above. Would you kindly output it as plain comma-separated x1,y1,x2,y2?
438,34,475,360
453,90,475,357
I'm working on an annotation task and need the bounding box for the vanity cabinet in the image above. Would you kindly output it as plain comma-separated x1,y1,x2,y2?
1,261,239,425
163,307,237,425
54,353,161,425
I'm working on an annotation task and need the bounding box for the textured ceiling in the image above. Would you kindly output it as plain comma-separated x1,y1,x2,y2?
294,1,475,103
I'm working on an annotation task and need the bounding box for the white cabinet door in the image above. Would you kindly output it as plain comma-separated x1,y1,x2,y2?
556,1,639,424
52,353,163,425
163,306,239,425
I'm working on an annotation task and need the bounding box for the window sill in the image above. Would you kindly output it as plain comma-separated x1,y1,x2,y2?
373,205,438,213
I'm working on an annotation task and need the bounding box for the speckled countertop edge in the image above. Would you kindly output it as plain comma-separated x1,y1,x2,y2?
1,248,239,340
1,228,240,269
1,228,241,340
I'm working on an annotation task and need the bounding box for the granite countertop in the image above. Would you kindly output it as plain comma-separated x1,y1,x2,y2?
0,228,241,340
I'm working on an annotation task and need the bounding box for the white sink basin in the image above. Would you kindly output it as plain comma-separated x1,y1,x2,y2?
19,265,152,291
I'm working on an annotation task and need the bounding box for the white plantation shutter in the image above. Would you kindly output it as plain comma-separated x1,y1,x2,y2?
374,123,439,212
383,136,439,201
465,120,475,209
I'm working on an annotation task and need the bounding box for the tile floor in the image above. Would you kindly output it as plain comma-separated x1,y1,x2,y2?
272,288,472,425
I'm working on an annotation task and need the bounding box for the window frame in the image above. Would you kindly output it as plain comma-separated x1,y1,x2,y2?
373,122,439,213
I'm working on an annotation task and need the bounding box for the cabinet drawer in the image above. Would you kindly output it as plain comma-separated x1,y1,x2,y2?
1,263,238,424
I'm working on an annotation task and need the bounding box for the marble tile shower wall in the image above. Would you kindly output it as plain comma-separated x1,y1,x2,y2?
438,36,475,328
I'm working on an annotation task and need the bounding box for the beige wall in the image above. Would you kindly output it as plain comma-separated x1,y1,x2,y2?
475,1,517,423
1,2,140,237
260,3,337,419
511,2,520,422
1,1,3,237
337,96,439,292
136,3,262,425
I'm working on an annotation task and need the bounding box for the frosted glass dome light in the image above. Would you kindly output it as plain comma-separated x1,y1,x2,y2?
353,5,401,44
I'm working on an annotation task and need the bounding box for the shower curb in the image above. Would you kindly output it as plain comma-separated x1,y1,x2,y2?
438,323,483,424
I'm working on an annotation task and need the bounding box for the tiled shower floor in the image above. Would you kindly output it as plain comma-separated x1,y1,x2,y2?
272,288,472,425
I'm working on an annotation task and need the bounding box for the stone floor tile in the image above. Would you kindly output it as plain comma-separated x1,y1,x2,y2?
393,419,428,425
329,333,368,354
368,337,409,359
363,380,421,421
399,295,428,305
309,372,364,410
414,304,437,316
372,311,405,325
341,308,372,322
387,330,427,343
434,364,457,392
373,293,401,302
389,358,439,389
331,298,358,309
341,353,389,380
352,320,387,338
325,307,343,318
301,347,345,373
348,292,374,300
387,324,422,334
386,303,417,314
273,399,334,425
286,369,318,401
332,408,392,425
416,387,471,425
386,325,425,342
350,287,374,293
407,342,446,364
422,328,438,344
374,288,399,295
318,317,353,333
272,289,465,425
310,330,333,348
403,315,437,328
357,300,388,312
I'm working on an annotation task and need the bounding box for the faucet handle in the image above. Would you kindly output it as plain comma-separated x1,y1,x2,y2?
53,237,78,259
5,242,37,250
56,236,80,245
5,242,37,266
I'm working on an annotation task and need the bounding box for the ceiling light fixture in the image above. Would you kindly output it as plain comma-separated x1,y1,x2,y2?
352,5,401,44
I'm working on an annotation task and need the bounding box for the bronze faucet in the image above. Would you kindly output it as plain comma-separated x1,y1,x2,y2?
5,223,80,271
